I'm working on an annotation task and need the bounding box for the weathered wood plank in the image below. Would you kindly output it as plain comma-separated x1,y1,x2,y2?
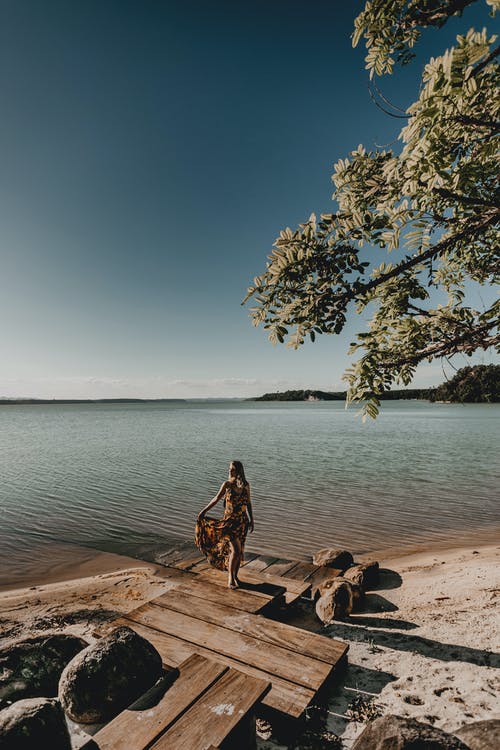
174,554,206,570
188,559,212,573
153,591,348,666
154,566,278,612
150,668,270,750
199,566,309,598
282,561,318,581
243,552,259,564
103,618,315,718
87,654,227,750
126,603,331,691
261,559,297,577
243,556,279,571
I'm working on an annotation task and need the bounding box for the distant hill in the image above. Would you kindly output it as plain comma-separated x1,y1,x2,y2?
429,365,500,403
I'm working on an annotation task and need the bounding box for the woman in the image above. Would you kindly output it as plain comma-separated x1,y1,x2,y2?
195,460,254,589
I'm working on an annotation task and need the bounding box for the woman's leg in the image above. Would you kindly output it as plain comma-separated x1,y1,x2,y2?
227,536,241,587
233,537,242,583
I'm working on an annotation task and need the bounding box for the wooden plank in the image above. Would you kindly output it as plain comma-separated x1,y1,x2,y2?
153,591,348,666
126,603,331,691
188,559,212,573
243,551,259,564
103,618,315,718
282,561,318,581
199,566,309,597
155,548,189,566
150,668,271,750
243,555,278,571
87,654,228,750
155,566,279,612
174,554,206,570
261,559,297,577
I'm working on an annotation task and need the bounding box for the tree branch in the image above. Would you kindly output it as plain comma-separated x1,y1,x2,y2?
471,43,500,78
434,187,500,208
330,210,499,308
381,324,499,369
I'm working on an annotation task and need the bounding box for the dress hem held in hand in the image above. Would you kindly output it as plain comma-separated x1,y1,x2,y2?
195,483,250,571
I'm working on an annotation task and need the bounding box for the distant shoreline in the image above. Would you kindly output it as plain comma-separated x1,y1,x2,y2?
0,398,187,405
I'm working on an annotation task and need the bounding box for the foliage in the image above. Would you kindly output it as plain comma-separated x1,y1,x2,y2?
245,0,500,418
254,389,345,401
252,388,429,400
429,363,500,400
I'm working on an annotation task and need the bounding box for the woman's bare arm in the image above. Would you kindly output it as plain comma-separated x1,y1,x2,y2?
197,482,228,521
246,487,254,532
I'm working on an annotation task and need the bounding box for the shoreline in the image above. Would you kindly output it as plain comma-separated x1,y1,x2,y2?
2,523,500,595
1,539,498,748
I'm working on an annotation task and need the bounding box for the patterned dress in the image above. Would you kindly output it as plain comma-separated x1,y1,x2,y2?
195,482,250,571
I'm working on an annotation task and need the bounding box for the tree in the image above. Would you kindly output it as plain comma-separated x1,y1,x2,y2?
245,0,499,419
429,363,500,401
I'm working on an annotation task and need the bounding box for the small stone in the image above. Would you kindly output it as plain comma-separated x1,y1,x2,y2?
0,697,71,749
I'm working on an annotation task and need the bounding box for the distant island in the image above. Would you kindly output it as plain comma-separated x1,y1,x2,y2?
250,365,500,404
251,388,429,402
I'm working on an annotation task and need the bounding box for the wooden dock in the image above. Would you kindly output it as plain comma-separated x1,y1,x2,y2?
96,545,348,727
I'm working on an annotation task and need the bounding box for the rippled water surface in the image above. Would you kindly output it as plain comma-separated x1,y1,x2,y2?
1,400,498,583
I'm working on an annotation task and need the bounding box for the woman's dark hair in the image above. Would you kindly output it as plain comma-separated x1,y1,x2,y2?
231,460,248,488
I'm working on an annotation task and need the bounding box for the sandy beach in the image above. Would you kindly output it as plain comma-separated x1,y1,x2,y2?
1,541,499,748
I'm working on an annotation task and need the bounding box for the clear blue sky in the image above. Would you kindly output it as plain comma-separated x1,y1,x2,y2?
0,0,496,398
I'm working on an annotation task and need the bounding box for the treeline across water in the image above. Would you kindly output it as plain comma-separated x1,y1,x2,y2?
252,388,429,402
252,365,500,404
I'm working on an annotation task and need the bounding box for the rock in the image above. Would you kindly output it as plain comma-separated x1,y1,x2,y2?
0,697,71,749
0,634,88,708
352,715,471,750
454,719,500,750
315,579,353,623
343,561,380,591
312,548,354,570
58,625,163,723
313,574,364,611
310,567,344,600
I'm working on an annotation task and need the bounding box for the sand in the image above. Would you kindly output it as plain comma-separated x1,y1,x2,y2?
1,542,499,748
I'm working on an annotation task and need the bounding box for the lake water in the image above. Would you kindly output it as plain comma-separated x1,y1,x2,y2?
0,400,498,586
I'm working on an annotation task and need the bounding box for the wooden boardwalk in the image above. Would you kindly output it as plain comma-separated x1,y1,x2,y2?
96,545,348,723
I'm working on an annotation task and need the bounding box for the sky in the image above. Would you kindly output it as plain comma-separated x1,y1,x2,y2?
0,0,497,399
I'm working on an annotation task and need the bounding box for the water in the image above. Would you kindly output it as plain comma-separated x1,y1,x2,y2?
0,400,498,585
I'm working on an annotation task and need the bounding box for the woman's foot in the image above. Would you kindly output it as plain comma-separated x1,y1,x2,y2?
228,578,239,589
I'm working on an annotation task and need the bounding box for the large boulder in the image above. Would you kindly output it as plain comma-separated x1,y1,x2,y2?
315,579,353,623
58,626,163,723
0,634,88,708
352,715,471,750
0,697,71,750
312,549,354,570
454,719,500,750
343,561,380,591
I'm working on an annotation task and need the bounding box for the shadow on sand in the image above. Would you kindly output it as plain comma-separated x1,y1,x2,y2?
326,620,499,668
